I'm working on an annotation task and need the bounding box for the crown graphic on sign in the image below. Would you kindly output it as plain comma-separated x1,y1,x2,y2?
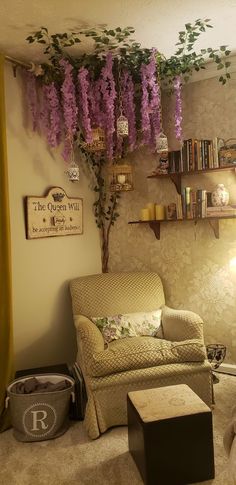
52,192,65,202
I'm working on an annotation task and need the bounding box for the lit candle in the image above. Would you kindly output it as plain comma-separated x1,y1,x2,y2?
140,208,150,221
155,204,165,220
117,174,126,184
146,203,155,220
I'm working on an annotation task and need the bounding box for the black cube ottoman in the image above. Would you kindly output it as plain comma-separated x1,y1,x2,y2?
127,384,215,485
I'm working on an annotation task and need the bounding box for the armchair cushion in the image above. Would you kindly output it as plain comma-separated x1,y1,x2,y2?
162,306,204,341
91,309,163,343
87,337,207,377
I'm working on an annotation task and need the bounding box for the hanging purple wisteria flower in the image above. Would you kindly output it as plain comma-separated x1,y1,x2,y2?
25,71,38,132
140,51,161,147
39,85,49,138
77,67,92,143
60,59,78,161
100,52,117,160
44,82,61,147
121,70,136,151
173,76,183,141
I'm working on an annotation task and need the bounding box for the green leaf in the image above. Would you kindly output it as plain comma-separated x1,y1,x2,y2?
225,61,231,68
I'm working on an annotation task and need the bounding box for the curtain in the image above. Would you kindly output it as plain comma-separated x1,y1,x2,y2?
0,54,14,431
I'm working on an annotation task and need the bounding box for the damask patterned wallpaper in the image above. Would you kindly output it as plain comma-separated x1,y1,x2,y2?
109,76,236,364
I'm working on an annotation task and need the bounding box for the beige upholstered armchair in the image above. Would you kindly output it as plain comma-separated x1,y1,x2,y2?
70,272,213,439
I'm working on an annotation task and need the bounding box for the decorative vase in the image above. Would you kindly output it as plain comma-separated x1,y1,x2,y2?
211,184,229,207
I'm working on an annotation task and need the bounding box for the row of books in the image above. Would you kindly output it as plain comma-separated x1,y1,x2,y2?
168,138,226,173
176,188,236,220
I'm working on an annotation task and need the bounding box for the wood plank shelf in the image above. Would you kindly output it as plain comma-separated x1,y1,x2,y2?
147,166,236,194
128,215,236,240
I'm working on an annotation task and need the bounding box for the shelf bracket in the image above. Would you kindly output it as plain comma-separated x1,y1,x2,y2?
208,219,220,239
148,221,160,240
169,173,182,194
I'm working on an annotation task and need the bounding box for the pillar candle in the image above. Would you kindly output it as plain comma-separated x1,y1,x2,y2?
155,204,165,220
117,174,126,184
146,203,155,220
140,208,150,221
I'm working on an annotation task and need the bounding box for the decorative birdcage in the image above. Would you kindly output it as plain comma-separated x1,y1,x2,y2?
84,127,106,152
65,162,80,182
108,163,133,192
155,132,169,153
117,114,129,137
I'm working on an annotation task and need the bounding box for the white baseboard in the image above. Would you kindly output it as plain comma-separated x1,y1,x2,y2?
215,363,236,376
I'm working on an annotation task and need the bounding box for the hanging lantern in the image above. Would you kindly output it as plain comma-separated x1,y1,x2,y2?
84,127,106,152
117,114,129,137
156,132,169,153
108,163,133,192
65,162,80,182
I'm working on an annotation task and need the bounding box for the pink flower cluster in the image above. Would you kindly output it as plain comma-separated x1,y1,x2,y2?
25,72,38,131
121,70,136,151
173,76,182,141
44,83,61,147
100,53,116,160
141,52,161,147
25,52,169,161
39,85,50,137
60,59,78,161
78,67,93,143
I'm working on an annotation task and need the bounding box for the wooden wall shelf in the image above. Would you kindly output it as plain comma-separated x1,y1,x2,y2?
147,166,236,194
128,215,236,240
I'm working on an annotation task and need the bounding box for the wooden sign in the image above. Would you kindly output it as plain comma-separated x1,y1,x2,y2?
26,187,83,239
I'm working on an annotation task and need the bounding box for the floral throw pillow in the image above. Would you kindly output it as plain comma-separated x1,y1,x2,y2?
91,310,162,343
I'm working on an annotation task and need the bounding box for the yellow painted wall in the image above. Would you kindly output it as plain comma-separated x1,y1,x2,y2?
4,63,101,370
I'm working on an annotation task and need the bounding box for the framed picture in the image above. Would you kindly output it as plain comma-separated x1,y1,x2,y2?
166,203,177,220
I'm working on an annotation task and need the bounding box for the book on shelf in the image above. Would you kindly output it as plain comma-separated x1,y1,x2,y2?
176,194,183,220
180,187,207,219
166,137,227,173
166,203,177,220
181,187,186,219
185,186,191,219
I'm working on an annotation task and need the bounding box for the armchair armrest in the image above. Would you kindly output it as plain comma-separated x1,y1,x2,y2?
74,315,105,373
161,306,204,342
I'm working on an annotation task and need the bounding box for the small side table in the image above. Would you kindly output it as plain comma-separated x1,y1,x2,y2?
128,384,215,485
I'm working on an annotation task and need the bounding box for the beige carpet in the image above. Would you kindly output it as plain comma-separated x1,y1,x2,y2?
0,374,236,485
